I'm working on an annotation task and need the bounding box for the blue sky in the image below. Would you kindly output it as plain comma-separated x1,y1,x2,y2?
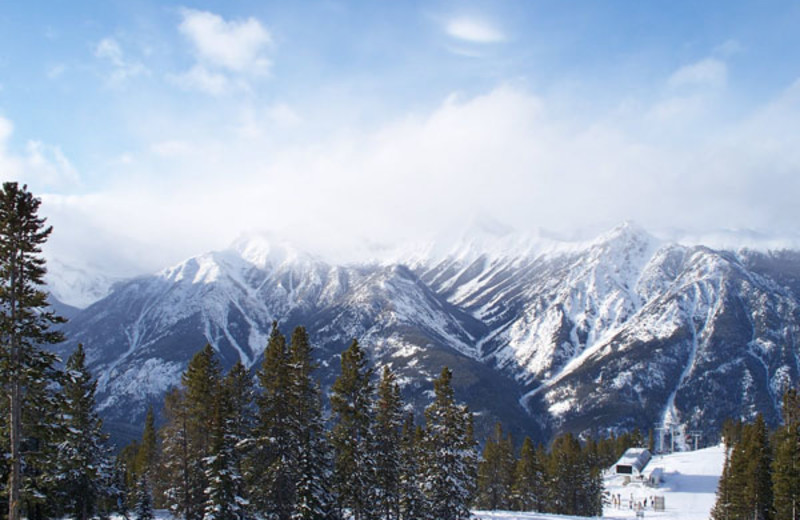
1,1,800,273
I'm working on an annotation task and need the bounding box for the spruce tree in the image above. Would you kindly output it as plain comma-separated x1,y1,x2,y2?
712,441,735,520
397,414,424,520
183,344,222,458
0,182,64,520
510,436,543,512
373,366,403,520
743,415,773,520
160,386,205,520
55,344,112,520
475,422,514,511
248,322,295,519
288,327,332,520
203,384,246,520
544,432,601,517
421,367,476,520
330,339,376,520
135,406,158,478
717,416,773,520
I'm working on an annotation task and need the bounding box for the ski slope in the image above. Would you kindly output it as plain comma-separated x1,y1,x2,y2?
474,443,726,520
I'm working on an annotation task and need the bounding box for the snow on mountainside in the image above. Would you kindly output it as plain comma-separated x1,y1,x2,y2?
53,223,800,445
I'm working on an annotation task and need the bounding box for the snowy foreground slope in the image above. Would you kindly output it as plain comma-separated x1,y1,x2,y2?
475,444,725,520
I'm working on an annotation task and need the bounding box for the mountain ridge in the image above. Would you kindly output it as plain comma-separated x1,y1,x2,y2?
50,223,800,446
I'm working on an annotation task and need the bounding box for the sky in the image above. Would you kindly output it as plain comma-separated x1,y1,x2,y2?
1,1,800,275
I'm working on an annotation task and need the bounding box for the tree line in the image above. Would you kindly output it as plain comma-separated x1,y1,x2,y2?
473,422,645,516
117,327,477,520
711,388,800,520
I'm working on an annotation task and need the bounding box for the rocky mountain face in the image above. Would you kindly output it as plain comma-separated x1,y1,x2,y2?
52,225,800,446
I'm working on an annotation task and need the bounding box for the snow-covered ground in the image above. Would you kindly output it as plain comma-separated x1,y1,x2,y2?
474,443,726,520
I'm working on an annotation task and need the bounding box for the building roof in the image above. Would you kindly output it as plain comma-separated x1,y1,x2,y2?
614,448,652,474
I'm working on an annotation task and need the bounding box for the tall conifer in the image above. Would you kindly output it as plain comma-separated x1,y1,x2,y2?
374,366,403,520
510,436,543,512
330,339,376,520
421,367,475,520
0,182,64,520
55,344,111,520
288,327,332,520
248,322,295,519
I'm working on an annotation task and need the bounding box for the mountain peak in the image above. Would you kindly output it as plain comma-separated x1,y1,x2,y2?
593,221,659,248
230,231,316,269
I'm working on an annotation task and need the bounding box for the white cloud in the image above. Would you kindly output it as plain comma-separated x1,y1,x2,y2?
178,9,272,74
169,64,231,95
0,116,79,191
37,78,800,275
94,37,148,84
445,17,505,44
668,58,727,89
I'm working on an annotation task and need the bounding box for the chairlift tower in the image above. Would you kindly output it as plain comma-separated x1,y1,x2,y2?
688,430,702,451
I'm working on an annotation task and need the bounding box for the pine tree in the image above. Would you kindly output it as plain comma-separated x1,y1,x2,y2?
183,344,222,458
397,415,424,520
159,345,223,520
742,415,773,520
774,388,800,520
373,366,403,520
711,441,735,520
544,432,601,517
247,322,295,520
55,344,112,520
135,406,158,478
421,367,476,520
7,354,63,519
0,182,65,520
160,387,193,518
288,327,332,520
475,422,514,511
715,415,773,520
546,433,578,515
330,339,376,520
510,436,543,512
203,383,246,520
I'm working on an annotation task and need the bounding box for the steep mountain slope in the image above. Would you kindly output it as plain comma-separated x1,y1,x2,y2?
411,225,800,439
54,224,800,445
56,237,533,443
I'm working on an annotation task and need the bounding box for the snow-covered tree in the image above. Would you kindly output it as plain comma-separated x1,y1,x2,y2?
373,366,403,520
134,473,155,520
203,383,247,520
397,415,425,520
0,182,65,520
420,367,476,520
54,344,112,520
288,327,332,520
330,339,376,520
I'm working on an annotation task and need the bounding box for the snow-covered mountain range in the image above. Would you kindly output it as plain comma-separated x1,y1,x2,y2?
50,223,800,445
